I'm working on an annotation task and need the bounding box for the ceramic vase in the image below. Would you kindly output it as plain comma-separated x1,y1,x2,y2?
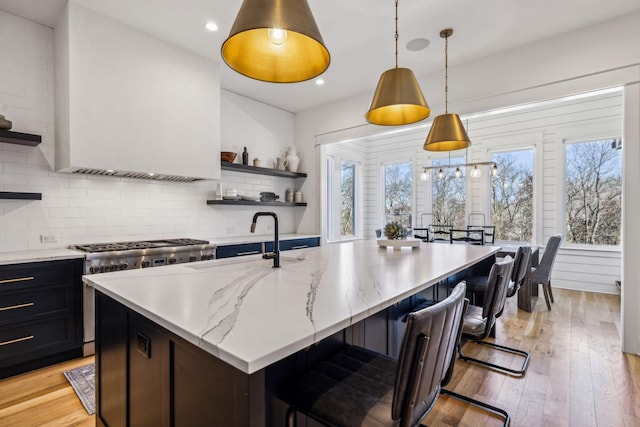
285,146,300,172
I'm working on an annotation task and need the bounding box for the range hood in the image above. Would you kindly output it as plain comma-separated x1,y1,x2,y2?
54,3,221,182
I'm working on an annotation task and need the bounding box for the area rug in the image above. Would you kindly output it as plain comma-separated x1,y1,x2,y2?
63,363,96,415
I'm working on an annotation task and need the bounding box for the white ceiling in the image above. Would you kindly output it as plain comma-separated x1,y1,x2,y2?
1,0,639,113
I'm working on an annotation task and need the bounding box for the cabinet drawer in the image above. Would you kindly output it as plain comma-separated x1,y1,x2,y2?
0,259,81,292
265,237,320,252
0,315,80,365
215,243,263,259
0,283,75,324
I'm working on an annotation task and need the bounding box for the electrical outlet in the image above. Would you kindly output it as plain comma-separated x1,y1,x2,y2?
227,225,236,234
41,234,58,243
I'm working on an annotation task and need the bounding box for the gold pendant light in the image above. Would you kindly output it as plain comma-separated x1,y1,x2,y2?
365,0,430,126
221,0,330,83
424,29,470,151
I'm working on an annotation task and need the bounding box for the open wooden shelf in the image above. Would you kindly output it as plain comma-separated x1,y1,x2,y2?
0,129,42,147
221,162,307,178
0,191,42,200
207,199,306,207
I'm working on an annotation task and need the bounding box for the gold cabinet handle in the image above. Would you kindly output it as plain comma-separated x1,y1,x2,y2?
0,302,35,312
0,335,34,346
0,276,35,285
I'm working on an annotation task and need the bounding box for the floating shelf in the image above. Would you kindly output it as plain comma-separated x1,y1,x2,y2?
207,200,306,207
0,129,42,147
221,162,307,178
0,191,42,200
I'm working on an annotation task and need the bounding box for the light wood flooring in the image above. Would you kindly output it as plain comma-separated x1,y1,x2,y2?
0,289,638,426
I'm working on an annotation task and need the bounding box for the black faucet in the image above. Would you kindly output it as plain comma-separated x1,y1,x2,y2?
250,212,280,268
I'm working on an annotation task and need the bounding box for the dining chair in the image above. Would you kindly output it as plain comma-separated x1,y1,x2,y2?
430,224,452,242
277,283,467,427
466,225,496,244
531,234,562,310
450,229,484,245
458,256,531,376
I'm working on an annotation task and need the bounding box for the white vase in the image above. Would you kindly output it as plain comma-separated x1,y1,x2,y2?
285,146,300,172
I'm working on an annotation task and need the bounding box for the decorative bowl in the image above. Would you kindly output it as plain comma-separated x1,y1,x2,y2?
221,151,237,163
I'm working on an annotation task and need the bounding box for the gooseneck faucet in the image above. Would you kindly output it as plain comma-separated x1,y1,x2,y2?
250,212,280,268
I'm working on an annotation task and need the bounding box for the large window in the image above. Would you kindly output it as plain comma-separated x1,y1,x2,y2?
490,150,534,242
431,156,465,228
383,162,412,229
565,138,621,245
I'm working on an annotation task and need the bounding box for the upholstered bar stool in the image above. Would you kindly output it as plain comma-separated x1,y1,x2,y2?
277,283,467,427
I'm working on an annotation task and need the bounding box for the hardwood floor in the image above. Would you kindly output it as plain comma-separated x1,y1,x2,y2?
0,289,638,426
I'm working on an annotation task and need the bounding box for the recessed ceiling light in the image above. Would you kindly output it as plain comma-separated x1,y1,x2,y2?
205,22,218,32
406,38,430,52
315,78,325,86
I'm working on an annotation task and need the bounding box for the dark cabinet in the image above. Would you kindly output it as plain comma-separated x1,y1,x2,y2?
217,237,320,260
0,258,83,379
215,242,264,259
95,291,252,427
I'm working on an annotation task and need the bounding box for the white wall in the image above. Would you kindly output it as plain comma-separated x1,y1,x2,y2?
0,11,298,251
296,13,640,353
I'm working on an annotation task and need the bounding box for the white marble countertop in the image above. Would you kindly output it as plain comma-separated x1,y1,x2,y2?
0,248,85,265
207,233,320,245
85,240,499,374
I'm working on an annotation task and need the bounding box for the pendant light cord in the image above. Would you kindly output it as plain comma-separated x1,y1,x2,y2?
444,32,449,114
394,0,399,69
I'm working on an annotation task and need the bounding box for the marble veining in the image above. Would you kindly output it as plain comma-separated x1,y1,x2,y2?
85,240,500,374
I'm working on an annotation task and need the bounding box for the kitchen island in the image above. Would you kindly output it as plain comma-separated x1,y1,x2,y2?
86,240,499,426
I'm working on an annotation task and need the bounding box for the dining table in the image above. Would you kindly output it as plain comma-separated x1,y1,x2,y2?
497,245,540,312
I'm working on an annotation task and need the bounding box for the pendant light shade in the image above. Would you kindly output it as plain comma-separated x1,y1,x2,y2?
365,0,430,126
221,0,330,83
424,29,470,151
365,68,430,125
423,113,470,151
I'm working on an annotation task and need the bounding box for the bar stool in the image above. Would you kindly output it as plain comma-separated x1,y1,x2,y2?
277,283,468,427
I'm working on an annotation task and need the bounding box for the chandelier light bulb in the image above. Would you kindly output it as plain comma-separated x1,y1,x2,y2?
491,164,498,176
419,170,429,181
454,167,462,178
470,165,481,178
437,168,444,179
268,28,288,45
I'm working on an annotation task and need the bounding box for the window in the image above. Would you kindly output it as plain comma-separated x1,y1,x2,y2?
565,138,621,245
383,162,413,229
325,155,360,241
431,156,465,228
340,161,356,237
490,150,534,242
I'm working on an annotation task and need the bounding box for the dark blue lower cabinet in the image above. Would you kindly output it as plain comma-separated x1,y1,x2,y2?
215,243,263,259
264,237,320,253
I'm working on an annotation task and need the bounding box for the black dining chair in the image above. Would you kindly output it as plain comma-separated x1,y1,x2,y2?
531,234,562,310
466,225,496,244
277,283,468,427
450,228,484,245
458,257,531,376
430,224,452,242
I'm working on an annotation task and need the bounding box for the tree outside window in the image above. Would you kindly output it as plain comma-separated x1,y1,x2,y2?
340,161,356,237
565,139,621,245
491,150,534,242
384,162,412,229
431,157,465,228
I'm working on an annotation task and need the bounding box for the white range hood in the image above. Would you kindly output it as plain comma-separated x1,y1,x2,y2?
54,2,221,181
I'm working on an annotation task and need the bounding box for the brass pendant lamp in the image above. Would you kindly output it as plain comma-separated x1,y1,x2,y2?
221,0,330,83
424,29,470,151
365,0,430,126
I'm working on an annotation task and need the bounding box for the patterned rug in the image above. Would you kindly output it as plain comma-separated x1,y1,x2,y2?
63,363,95,415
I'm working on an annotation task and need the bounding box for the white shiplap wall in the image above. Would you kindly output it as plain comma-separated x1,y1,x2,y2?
331,90,623,295
0,11,298,251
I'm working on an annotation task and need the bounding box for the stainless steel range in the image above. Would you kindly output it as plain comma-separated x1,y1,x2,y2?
71,238,216,355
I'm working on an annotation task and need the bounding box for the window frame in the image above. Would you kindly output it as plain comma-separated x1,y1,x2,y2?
380,160,415,232
325,154,362,242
